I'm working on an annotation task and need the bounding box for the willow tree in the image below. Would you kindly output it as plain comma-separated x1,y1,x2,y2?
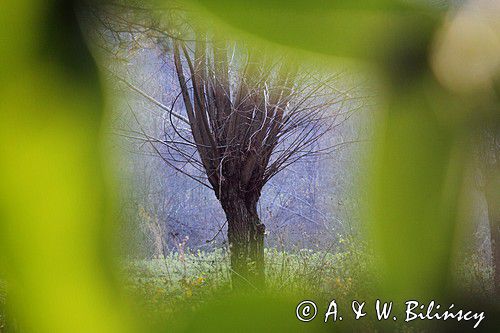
93,5,354,288
165,38,348,288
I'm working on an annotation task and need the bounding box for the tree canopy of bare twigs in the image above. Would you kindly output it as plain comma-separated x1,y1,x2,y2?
90,2,363,289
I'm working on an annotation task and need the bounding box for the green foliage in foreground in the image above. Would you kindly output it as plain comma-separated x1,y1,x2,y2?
0,240,493,331
123,238,370,321
122,240,493,326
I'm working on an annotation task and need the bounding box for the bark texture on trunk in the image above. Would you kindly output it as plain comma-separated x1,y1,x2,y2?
220,188,265,290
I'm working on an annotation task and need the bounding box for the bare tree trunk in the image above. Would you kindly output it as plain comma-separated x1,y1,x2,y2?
220,188,265,290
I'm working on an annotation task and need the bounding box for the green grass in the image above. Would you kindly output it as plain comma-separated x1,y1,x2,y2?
122,238,493,326
122,238,373,323
0,240,493,331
